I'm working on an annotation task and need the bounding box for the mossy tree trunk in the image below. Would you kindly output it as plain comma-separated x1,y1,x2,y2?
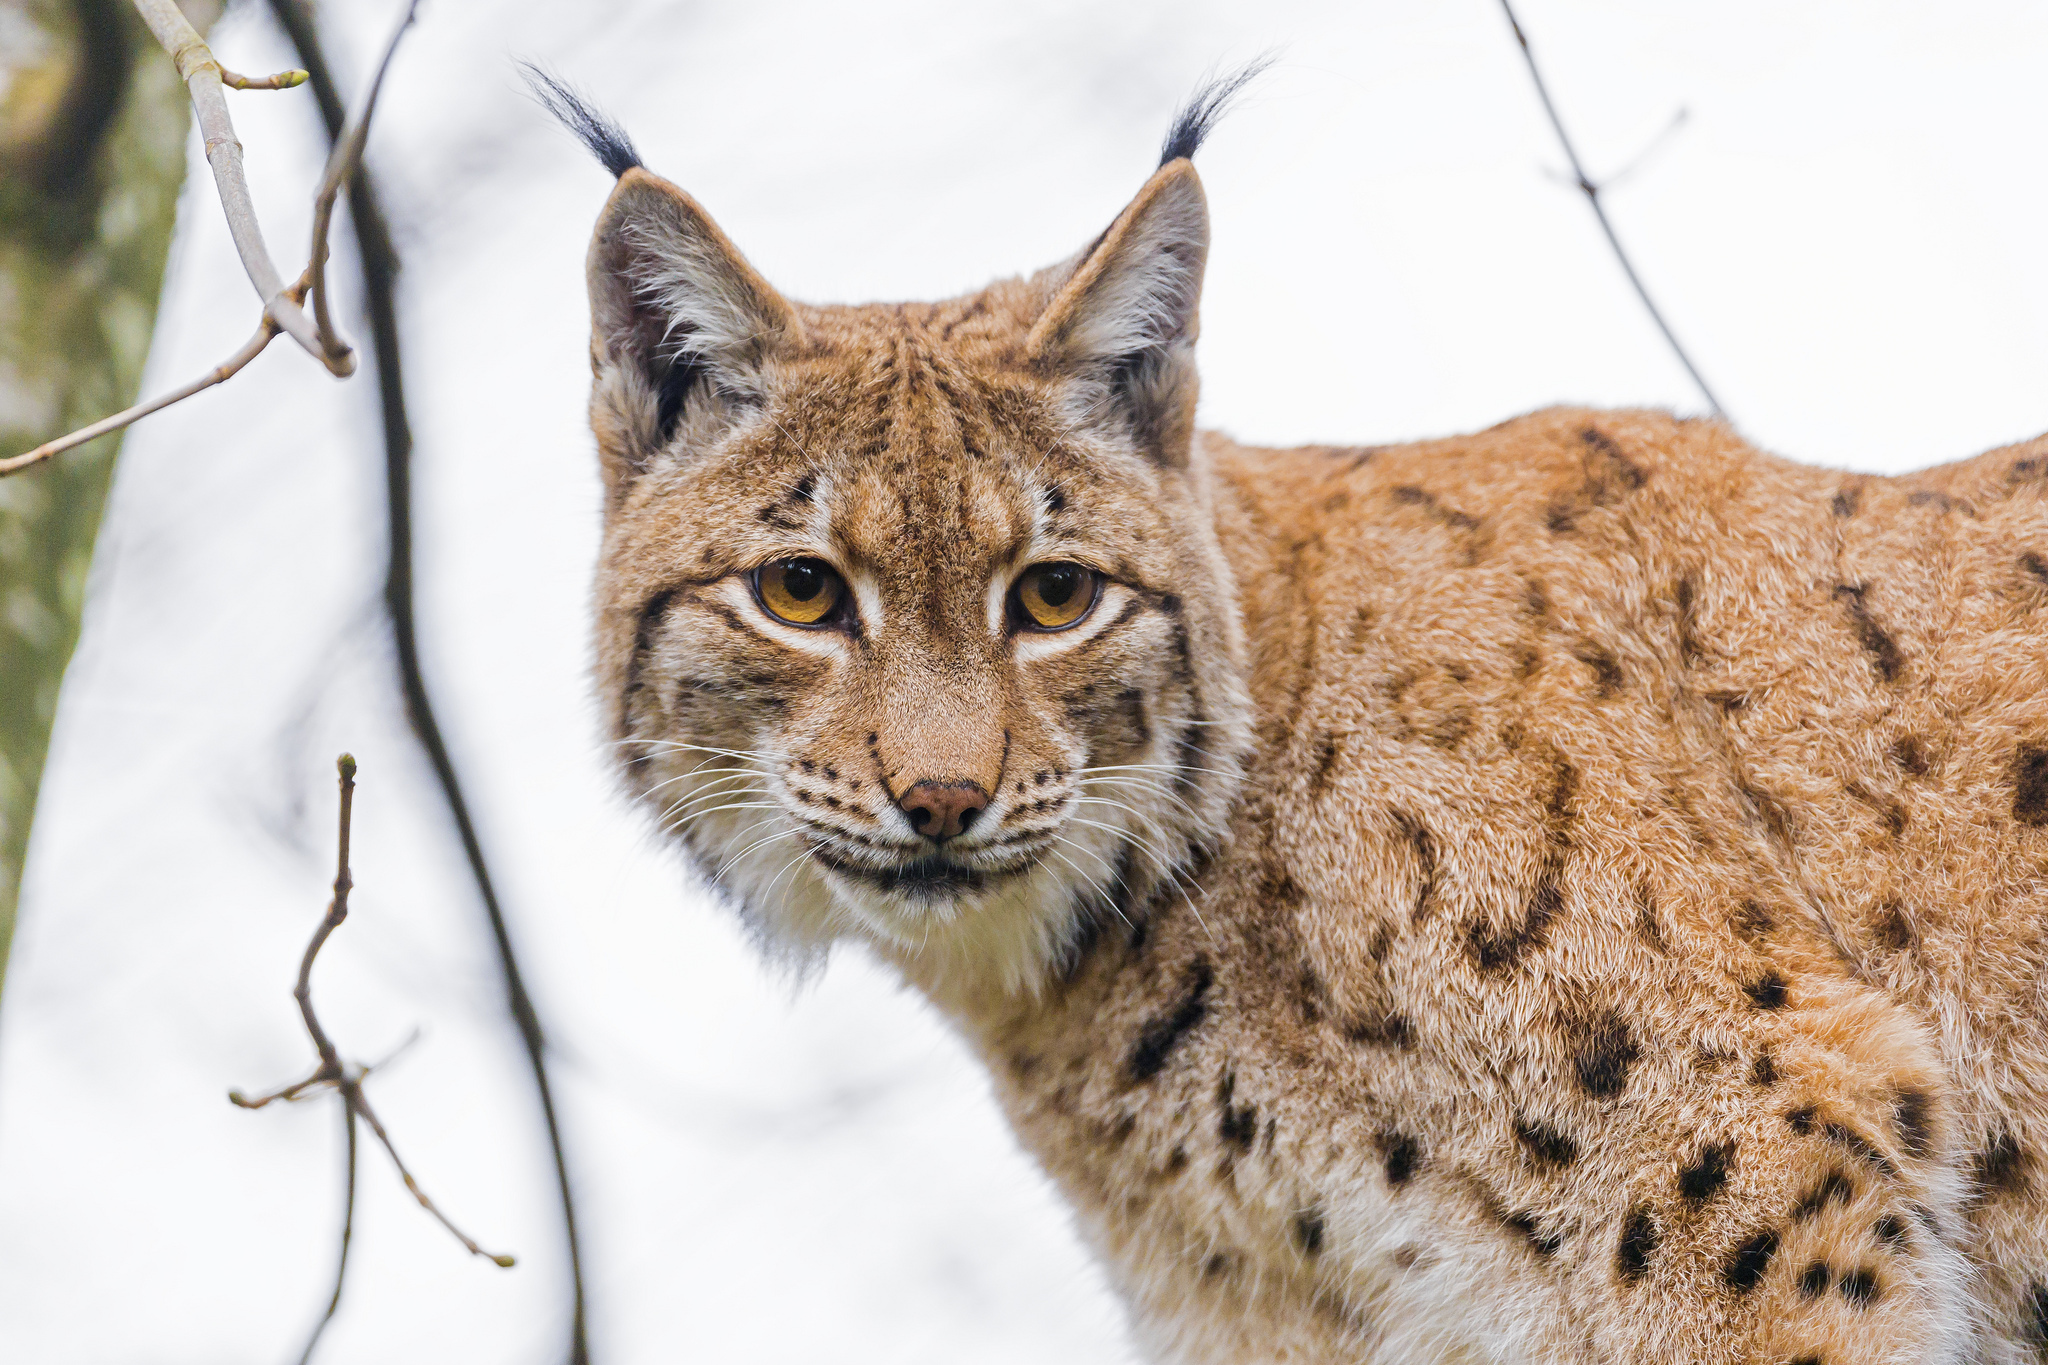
0,0,215,988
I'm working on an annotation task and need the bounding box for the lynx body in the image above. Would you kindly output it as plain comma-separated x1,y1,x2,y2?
538,72,2048,1362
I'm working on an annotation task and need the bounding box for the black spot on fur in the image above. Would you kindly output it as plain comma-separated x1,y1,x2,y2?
1799,1261,1832,1298
1792,1169,1855,1221
1838,1267,1880,1307
1894,1089,1935,1159
1292,1205,1326,1256
2013,744,2048,826
1379,1131,1421,1188
1515,1118,1579,1170
1832,584,1905,683
1345,1011,1415,1049
1468,868,1563,972
1680,1143,1732,1201
1731,899,1775,941
1751,1052,1779,1087
1873,1214,1909,1251
1723,1229,1779,1291
1744,972,1789,1010
1972,1129,2029,1198
1157,57,1272,166
1216,1072,1257,1151
522,65,642,177
1872,901,1917,953
1574,1011,1638,1098
1573,640,1626,697
1126,957,1213,1083
1617,1206,1656,1281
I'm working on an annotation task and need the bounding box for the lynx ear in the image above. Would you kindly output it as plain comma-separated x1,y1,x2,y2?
1026,160,1209,464
586,168,799,485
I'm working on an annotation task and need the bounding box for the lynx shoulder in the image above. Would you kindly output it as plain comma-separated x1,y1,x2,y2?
533,66,2048,1363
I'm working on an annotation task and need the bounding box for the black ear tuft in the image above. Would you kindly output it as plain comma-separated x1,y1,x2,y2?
520,62,642,178
1157,55,1275,167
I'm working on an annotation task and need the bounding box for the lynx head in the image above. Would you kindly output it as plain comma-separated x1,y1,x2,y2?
535,69,1258,1000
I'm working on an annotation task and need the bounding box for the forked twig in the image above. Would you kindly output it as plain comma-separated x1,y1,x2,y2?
1496,0,1727,418
231,756,512,1365
2,1,418,476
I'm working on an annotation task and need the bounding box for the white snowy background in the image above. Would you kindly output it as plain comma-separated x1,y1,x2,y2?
2,1,2045,1362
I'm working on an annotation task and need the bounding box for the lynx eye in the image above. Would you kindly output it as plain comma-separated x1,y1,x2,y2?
1013,562,1101,632
754,557,846,627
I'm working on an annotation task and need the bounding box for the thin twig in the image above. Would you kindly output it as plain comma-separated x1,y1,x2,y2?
267,7,590,1360
127,0,345,372
306,0,418,372
231,756,513,1365
0,315,281,475
295,1102,355,1365
1496,0,1727,418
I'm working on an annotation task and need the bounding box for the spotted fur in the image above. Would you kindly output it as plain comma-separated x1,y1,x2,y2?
555,77,2048,1365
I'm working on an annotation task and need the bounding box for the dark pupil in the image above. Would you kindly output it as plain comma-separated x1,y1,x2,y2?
782,561,824,601
1036,567,1078,608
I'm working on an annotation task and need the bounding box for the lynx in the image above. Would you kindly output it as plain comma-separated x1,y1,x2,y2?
534,68,2048,1362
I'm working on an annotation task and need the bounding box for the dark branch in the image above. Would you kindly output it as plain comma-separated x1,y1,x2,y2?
231,756,513,1365
1496,0,1727,419
264,5,590,1361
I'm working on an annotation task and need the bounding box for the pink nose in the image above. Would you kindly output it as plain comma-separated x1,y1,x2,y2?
898,781,989,841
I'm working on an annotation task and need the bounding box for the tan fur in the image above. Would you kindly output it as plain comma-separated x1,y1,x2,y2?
574,151,2048,1361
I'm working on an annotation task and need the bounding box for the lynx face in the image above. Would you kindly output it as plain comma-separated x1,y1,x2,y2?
580,146,1251,994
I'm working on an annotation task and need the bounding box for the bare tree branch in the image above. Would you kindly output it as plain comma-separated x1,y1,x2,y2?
127,0,342,371
266,7,592,1359
1496,0,1728,419
231,756,514,1364
1,2,417,475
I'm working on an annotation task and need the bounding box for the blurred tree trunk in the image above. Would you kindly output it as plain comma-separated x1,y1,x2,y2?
0,0,217,989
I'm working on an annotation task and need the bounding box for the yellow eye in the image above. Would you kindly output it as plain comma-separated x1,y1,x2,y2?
1013,562,1101,631
754,557,846,627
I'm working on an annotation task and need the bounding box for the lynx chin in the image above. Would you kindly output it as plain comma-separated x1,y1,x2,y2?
533,64,2048,1365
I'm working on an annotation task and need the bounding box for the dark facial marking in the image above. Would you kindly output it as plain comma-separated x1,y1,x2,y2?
1792,1169,1855,1221
2025,1281,2048,1354
1617,1205,1656,1281
1723,1229,1779,1292
1391,809,1438,920
1378,1131,1421,1188
1515,1118,1579,1170
1292,1205,1326,1256
1894,1089,1934,1159
1744,972,1789,1010
2013,744,2048,826
1126,957,1214,1083
1680,1143,1732,1201
1831,584,1905,683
